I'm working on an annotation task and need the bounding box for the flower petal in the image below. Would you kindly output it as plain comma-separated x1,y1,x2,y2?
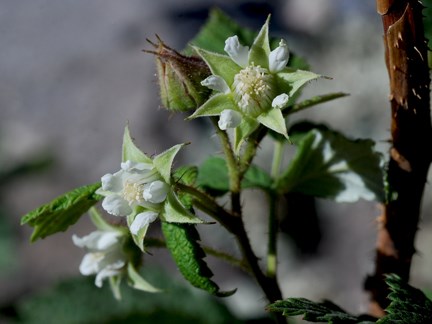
271,93,290,109
224,35,249,67
269,39,289,73
201,75,230,94
79,252,103,275
95,265,123,288
101,172,122,192
121,160,153,172
102,195,132,216
143,180,169,204
130,211,158,235
218,109,242,130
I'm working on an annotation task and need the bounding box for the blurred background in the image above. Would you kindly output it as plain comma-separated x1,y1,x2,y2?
1,0,431,322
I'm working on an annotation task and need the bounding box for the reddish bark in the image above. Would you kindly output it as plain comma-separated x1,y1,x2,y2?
366,0,432,315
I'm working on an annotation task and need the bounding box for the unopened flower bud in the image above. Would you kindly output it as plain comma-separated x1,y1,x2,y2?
145,36,211,112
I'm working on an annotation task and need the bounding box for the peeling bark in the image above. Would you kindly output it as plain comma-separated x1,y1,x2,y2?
365,0,432,315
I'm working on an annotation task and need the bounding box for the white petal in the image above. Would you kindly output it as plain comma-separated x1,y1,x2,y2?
102,195,132,216
271,93,290,109
101,172,122,192
224,35,249,67
218,109,242,130
130,211,158,235
201,75,230,94
95,231,121,250
121,160,153,172
94,266,123,288
269,39,290,73
143,180,169,204
79,253,103,275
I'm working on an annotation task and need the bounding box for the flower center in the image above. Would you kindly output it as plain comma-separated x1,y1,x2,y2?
123,181,144,205
232,65,274,117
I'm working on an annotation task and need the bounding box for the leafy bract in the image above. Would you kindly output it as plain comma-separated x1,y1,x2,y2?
21,183,102,242
276,124,385,203
377,274,432,324
197,156,273,195
122,125,152,164
267,298,374,323
161,222,234,297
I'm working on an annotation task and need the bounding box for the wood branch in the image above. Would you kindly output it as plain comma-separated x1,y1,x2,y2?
366,0,432,315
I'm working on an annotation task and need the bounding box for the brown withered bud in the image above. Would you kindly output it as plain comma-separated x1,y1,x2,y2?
144,36,211,112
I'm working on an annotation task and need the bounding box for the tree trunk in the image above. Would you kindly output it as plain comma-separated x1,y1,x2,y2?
366,0,432,316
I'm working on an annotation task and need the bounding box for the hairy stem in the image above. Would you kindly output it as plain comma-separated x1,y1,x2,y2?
366,0,432,314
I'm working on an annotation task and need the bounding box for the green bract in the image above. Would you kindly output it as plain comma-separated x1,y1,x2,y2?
188,16,321,151
97,126,202,252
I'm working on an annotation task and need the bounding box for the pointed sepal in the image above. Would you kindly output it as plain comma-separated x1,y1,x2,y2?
127,263,160,293
257,109,288,139
161,191,203,223
122,125,153,164
153,143,185,183
188,93,237,119
248,15,271,68
234,117,259,152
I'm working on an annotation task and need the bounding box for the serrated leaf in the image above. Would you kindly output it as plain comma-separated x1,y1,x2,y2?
161,222,235,297
267,298,372,323
276,126,384,203
197,156,273,194
21,183,102,242
377,274,432,324
122,125,152,164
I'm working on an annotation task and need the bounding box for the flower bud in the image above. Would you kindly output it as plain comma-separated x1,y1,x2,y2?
145,37,211,112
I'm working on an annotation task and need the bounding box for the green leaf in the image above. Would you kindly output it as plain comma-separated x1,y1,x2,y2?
248,15,271,68
188,93,237,119
377,274,432,324
173,166,199,208
257,108,288,139
276,125,385,203
267,298,373,323
193,47,241,85
197,156,273,194
122,125,152,164
21,183,102,242
153,143,185,183
127,263,160,293
161,222,235,297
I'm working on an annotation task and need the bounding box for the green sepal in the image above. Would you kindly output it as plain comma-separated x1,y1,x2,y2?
234,117,259,152
248,15,271,68
109,275,123,300
122,125,152,164
257,108,288,139
161,191,203,223
276,124,385,203
193,46,241,85
88,207,122,232
277,69,322,99
286,92,349,116
161,222,235,297
127,263,160,293
127,212,150,252
153,143,185,183
188,93,237,119
21,183,102,242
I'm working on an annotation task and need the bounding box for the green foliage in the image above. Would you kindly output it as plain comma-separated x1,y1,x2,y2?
276,123,384,203
161,222,234,297
16,268,241,324
424,0,432,49
21,183,102,242
197,156,272,195
267,298,373,323
376,275,432,324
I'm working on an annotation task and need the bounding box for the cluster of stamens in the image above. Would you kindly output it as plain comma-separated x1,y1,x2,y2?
123,181,145,205
232,65,274,117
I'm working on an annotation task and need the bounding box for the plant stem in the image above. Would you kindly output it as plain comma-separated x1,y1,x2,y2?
366,0,432,315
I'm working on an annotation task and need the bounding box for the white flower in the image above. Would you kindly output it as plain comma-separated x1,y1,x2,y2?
224,35,249,67
72,230,126,288
201,75,230,94
272,93,290,109
130,211,158,235
269,39,290,73
98,160,168,217
218,109,242,130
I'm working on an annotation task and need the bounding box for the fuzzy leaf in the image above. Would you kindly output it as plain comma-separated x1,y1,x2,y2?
197,156,273,194
377,274,432,324
122,125,153,164
276,125,384,203
267,298,373,323
161,222,235,297
21,183,102,242
153,143,184,183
